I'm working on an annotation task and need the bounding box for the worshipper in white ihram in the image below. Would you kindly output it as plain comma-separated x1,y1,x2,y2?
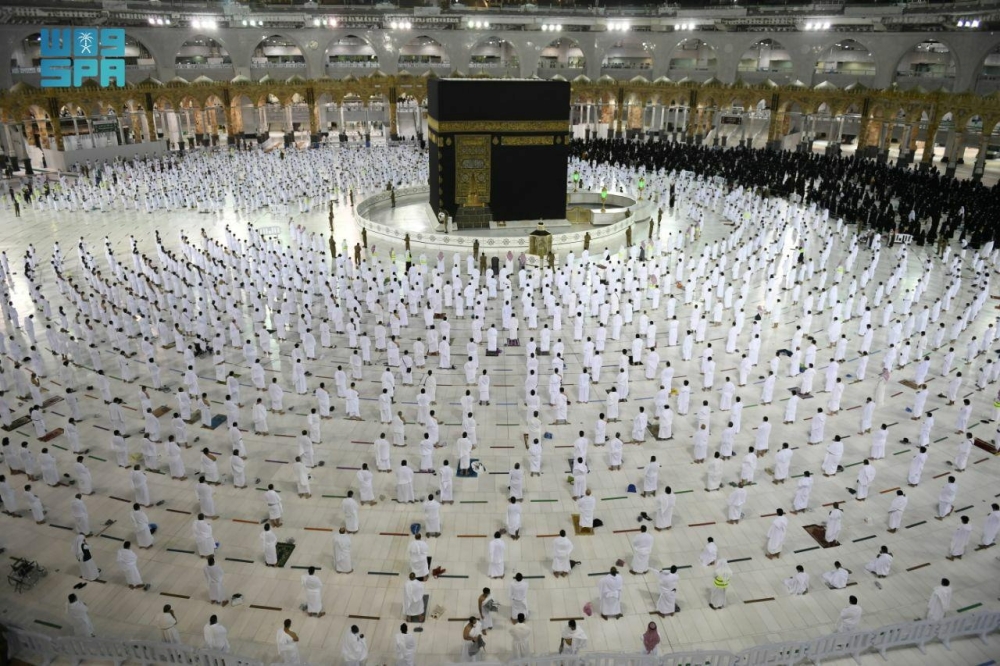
598,567,624,619
300,566,325,617
926,578,952,622
783,565,810,595
334,527,353,574
66,594,95,637
157,605,181,643
836,596,863,633
656,565,680,616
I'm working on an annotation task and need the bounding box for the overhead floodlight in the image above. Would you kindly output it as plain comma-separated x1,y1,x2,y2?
148,17,155,25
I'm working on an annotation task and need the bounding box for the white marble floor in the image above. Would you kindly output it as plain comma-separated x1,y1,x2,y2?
0,161,998,666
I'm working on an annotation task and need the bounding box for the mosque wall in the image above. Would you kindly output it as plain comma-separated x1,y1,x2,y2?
3,25,1000,93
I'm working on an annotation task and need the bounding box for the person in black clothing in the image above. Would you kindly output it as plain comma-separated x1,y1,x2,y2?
568,137,1000,249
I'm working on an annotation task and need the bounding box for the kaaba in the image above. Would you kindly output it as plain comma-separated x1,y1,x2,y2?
427,79,570,228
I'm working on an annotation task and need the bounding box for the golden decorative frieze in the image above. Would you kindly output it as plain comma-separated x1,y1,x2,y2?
427,117,569,134
501,135,555,146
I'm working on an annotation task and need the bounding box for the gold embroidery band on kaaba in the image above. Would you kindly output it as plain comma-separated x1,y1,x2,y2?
427,117,570,134
501,136,555,146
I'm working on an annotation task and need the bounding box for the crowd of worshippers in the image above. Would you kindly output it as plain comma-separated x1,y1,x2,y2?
570,138,999,249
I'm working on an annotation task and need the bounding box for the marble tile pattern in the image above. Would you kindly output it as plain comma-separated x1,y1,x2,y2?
0,152,998,666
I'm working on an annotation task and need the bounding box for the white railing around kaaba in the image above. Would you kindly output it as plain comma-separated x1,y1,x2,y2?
354,186,656,254
5,611,999,666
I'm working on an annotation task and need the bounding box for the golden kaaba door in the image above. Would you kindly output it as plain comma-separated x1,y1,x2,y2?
454,134,491,207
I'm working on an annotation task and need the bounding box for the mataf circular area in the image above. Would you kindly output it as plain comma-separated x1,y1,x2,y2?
0,140,999,666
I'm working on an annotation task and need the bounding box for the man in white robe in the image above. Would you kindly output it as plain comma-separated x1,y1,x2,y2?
864,546,893,577
396,624,418,665
926,578,952,621
277,620,300,664
783,565,810,595
824,503,843,544
560,619,588,654
509,615,532,659
301,566,325,617
853,461,876,500
424,494,442,537
357,464,376,505
71,494,91,535
408,534,430,580
978,503,1000,548
509,572,529,620
204,616,230,651
822,561,850,589
655,487,675,530
726,487,747,524
116,542,145,589
552,530,574,577
66,594,95,637
947,515,973,560
396,461,415,503
132,504,154,548
630,525,654,574
641,456,659,497
341,625,368,666
157,605,180,643
403,572,425,620
836,596,862,633
822,436,844,476
204,557,227,605
342,492,360,533
577,489,596,530
765,510,788,558
488,532,506,578
656,566,679,616
264,485,282,527
598,568,623,619
887,490,908,532
333,527,353,573
938,476,957,518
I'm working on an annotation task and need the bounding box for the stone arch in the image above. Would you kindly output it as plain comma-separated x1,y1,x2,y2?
738,39,793,77
252,34,307,71
469,36,520,74
539,37,586,74
893,39,958,90
11,33,41,71
326,34,380,72
175,36,233,73
123,34,157,69
814,39,876,82
231,93,256,134
666,38,718,80
974,41,1000,94
398,35,450,72
601,38,654,74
